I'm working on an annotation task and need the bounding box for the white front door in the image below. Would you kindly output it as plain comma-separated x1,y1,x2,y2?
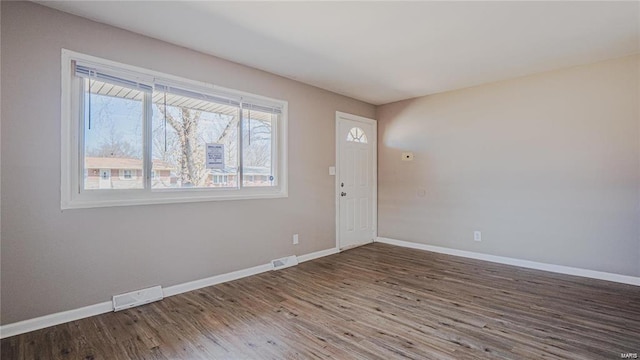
99,169,111,189
337,112,376,250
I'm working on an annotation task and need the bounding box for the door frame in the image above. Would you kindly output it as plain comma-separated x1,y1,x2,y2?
335,111,377,250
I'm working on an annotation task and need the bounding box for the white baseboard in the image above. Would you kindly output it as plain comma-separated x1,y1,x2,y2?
0,247,341,339
163,247,340,298
298,247,340,263
162,263,273,298
376,237,640,286
0,301,114,339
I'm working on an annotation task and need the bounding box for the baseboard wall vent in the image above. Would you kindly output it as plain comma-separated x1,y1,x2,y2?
0,247,339,339
112,285,164,312
271,255,299,270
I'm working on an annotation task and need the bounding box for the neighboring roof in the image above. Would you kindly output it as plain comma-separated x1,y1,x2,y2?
85,157,173,171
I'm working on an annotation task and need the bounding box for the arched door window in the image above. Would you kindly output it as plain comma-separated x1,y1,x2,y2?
346,127,368,143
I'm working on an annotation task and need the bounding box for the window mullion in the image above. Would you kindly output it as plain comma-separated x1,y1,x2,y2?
271,113,277,187
77,78,86,194
143,92,153,191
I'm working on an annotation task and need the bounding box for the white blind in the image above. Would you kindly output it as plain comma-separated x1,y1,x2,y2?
74,61,153,93
154,84,282,114
242,101,283,115
74,60,282,114
155,83,241,107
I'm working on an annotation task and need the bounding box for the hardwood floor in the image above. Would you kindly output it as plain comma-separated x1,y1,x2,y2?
2,243,639,359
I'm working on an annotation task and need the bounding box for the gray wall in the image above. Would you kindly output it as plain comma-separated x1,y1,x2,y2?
0,2,375,324
378,54,640,277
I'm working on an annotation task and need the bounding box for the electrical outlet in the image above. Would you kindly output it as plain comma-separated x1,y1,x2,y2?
293,234,299,245
474,231,482,242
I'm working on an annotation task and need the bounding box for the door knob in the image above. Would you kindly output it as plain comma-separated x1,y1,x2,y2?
341,192,347,197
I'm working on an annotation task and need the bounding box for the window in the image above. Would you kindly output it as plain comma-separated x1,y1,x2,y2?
82,77,144,190
121,170,134,180
61,50,287,209
347,127,368,143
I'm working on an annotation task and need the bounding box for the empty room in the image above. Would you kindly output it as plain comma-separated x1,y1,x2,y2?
1,1,639,359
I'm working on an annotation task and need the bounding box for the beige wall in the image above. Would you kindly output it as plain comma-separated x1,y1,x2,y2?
2,1,639,328
378,55,640,277
0,2,375,324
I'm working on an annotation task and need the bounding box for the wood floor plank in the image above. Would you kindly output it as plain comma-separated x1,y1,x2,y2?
2,243,639,359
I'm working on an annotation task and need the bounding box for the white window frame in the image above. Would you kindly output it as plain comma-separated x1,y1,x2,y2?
61,49,288,209
119,169,136,180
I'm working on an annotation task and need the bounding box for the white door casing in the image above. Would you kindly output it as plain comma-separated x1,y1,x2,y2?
336,112,377,250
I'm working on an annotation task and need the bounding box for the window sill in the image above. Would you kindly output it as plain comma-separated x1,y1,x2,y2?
61,189,288,210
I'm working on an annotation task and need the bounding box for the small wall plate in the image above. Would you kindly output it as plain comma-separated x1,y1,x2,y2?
402,152,414,161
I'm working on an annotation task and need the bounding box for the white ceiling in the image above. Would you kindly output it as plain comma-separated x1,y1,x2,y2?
38,1,640,105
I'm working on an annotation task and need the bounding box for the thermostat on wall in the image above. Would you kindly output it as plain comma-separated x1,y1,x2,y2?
402,152,414,161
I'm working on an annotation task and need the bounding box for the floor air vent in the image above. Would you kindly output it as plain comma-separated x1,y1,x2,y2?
112,285,164,312
271,255,299,270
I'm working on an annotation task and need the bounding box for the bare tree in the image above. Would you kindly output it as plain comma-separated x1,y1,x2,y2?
87,138,138,158
153,102,274,187
243,119,272,167
85,90,144,159
87,119,140,158
157,106,208,186
152,120,179,164
214,117,239,167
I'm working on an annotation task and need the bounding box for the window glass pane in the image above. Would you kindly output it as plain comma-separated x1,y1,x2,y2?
83,78,144,190
346,127,368,143
242,109,275,187
151,91,240,189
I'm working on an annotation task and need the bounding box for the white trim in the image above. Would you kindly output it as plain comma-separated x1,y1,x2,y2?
60,50,74,209
335,112,377,250
0,246,341,339
336,111,376,124
297,247,340,263
162,263,273,298
61,191,289,210
335,115,340,249
0,301,113,339
376,237,640,286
